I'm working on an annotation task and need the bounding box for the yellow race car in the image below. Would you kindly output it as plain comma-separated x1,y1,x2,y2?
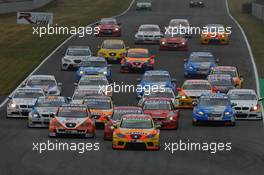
97,39,127,62
201,24,229,45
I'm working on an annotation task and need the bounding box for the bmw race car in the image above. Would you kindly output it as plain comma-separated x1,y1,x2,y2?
143,98,180,129
112,114,160,150
83,96,114,128
184,52,218,78
97,39,128,62
61,46,92,70
71,88,105,104
49,104,95,138
120,48,155,73
95,18,121,37
7,88,45,118
189,0,205,8
201,24,229,44
177,80,214,108
228,89,263,120
24,75,62,96
28,96,69,128
76,57,111,81
159,33,188,51
135,24,163,44
104,106,143,140
210,66,244,88
168,19,191,38
136,70,177,98
207,74,235,93
192,93,236,126
136,0,152,10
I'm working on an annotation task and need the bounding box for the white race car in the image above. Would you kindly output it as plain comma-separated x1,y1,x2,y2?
228,89,263,120
7,88,45,118
136,0,152,10
168,19,191,37
135,24,163,44
24,75,62,96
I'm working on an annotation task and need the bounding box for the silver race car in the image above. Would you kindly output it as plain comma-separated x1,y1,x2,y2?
135,24,163,44
7,88,45,118
71,88,105,104
28,96,69,127
228,89,263,120
136,0,152,10
168,19,191,37
24,75,62,96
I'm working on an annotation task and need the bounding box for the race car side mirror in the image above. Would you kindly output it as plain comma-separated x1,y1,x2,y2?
74,83,78,86
192,101,198,106
108,64,112,67
216,59,220,63
172,78,177,83
136,78,141,82
183,59,187,62
258,98,264,101
176,88,181,91
8,96,12,99
231,103,237,107
155,124,161,129
67,97,72,101
126,46,130,50
138,100,143,106
50,113,55,118
58,82,62,86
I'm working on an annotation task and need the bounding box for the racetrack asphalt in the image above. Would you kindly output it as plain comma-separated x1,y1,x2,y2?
0,0,264,175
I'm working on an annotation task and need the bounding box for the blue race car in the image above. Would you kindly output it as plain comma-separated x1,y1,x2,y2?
136,70,177,98
76,57,111,81
192,93,236,126
184,52,218,78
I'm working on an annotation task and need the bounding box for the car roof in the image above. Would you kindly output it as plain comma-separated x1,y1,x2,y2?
122,114,152,119
114,106,142,110
212,66,236,71
128,48,148,53
84,96,111,100
228,89,256,95
16,87,44,93
80,75,107,80
100,18,116,22
139,24,159,28
170,19,189,22
190,52,213,57
184,79,210,84
28,75,55,80
205,24,224,28
144,97,172,102
144,70,170,76
68,46,90,50
200,93,229,99
38,96,65,100
84,57,106,62
103,39,124,44
208,74,232,80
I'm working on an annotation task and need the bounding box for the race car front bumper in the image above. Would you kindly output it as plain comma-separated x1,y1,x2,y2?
201,37,228,44
153,118,178,129
28,113,51,128
193,114,235,125
61,58,82,70
160,43,188,51
235,111,262,120
135,37,160,44
120,63,153,73
96,30,121,37
112,137,160,150
7,107,32,118
49,128,95,138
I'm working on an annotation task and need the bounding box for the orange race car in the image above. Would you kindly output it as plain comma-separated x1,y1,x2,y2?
120,48,155,73
200,24,229,44
112,114,160,150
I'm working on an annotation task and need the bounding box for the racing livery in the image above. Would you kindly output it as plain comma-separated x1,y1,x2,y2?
135,24,163,44
201,24,229,44
112,114,160,150
159,33,188,51
96,18,121,37
207,74,235,93
136,0,152,10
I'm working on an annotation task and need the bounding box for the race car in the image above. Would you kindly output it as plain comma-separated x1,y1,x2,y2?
168,19,191,38
95,18,121,37
7,88,45,118
97,39,127,62
83,96,114,128
49,104,95,138
74,75,112,96
159,33,188,51
143,98,180,129
207,74,235,93
104,106,143,140
28,96,69,128
177,79,214,108
76,57,111,81
61,46,92,70
24,75,62,96
228,89,263,120
184,52,218,78
120,48,155,73
189,0,205,8
136,70,177,98
112,114,160,150
192,93,236,126
71,88,105,104
136,0,152,10
201,24,229,44
135,24,163,44
210,66,244,88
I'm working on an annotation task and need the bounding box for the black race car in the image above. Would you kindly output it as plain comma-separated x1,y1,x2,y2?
189,0,205,8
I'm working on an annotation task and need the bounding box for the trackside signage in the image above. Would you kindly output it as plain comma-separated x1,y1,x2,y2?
17,12,53,25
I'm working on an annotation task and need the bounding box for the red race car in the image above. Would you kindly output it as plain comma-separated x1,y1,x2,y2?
95,18,121,37
159,34,188,51
104,106,143,140
143,98,180,129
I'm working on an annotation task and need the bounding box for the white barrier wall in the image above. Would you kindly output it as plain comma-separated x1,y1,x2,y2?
252,2,264,21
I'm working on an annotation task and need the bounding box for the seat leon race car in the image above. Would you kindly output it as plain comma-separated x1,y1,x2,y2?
201,24,229,44
168,19,191,38
159,33,188,51
136,0,152,10
135,24,163,44
228,89,263,120
112,114,160,150
95,18,121,37
104,106,143,140
207,74,235,93
49,104,95,138
192,93,236,126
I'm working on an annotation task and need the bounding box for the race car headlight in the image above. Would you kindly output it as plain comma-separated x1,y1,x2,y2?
199,1,202,4
250,105,260,111
103,71,107,75
114,28,119,31
168,116,174,121
115,133,126,138
147,133,157,139
181,96,186,99
161,41,166,45
63,58,71,62
10,102,17,108
32,113,40,118
224,111,230,115
181,42,185,45
188,66,193,70
198,111,204,116
79,71,85,75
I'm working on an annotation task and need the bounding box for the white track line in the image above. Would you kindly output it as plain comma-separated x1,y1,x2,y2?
0,0,135,109
225,0,264,125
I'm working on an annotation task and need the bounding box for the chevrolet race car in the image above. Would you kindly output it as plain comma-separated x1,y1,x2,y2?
189,0,205,8
83,96,113,128
136,70,177,98
71,88,105,104
76,57,111,81
104,106,143,140
136,0,152,10
135,24,163,44
120,48,155,73
7,88,45,118
95,18,121,37
184,52,218,78
97,39,127,62
28,96,68,128
143,98,180,129
193,93,236,126
168,19,191,38
201,24,229,44
159,33,188,51
207,74,235,93
112,114,160,150
228,89,263,120
210,66,244,88
61,46,92,70
177,79,214,108
49,104,95,138
24,75,62,96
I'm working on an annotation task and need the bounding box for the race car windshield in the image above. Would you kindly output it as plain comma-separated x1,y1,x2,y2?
170,21,189,27
81,61,106,67
190,56,215,62
142,75,170,82
36,99,66,107
120,119,153,129
85,101,111,109
14,92,43,98
229,94,257,100
67,49,91,56
100,19,116,25
199,98,229,106
27,79,56,86
139,26,160,32
183,84,211,90
79,79,108,86
143,101,172,110
127,52,149,58
57,108,88,118
212,70,237,77
205,25,225,33
112,109,142,120
73,92,100,100
164,33,185,38
102,42,124,49
145,92,174,98
210,79,232,86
